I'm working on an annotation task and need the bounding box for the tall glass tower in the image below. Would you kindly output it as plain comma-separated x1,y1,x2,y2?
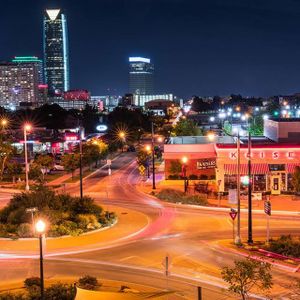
129,57,154,95
43,9,70,95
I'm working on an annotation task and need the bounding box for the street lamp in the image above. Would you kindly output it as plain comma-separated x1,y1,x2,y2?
181,156,188,193
79,126,83,199
145,145,151,179
35,219,46,300
118,131,126,152
207,132,215,142
23,123,32,191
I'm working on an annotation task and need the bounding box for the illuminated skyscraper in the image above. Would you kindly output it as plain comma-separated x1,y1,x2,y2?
129,57,154,95
43,9,70,94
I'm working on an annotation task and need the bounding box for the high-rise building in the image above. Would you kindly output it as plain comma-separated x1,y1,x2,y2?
0,61,40,109
12,56,43,84
129,57,154,95
43,9,70,95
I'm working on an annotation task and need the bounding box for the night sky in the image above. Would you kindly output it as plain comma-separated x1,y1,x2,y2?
2,0,300,98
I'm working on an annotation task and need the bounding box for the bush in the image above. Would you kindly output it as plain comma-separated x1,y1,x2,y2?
199,174,208,180
45,283,76,300
168,174,179,180
78,275,100,290
0,293,25,300
77,214,100,230
267,235,300,258
157,189,208,206
188,174,198,180
24,277,41,288
17,223,33,238
209,174,216,180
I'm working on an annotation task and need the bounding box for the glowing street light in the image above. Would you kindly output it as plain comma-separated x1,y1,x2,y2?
157,136,163,143
1,118,8,127
207,132,215,141
145,145,151,152
35,219,46,300
23,123,32,191
181,156,188,193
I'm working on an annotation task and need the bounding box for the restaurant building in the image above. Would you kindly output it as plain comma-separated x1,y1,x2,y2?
164,119,300,195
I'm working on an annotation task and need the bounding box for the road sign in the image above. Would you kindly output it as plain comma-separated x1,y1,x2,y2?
139,165,145,172
264,200,271,216
162,255,172,276
229,208,237,220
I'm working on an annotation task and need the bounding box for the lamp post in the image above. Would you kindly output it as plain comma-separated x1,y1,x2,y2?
247,121,253,244
151,122,156,190
182,156,188,193
23,123,32,191
79,126,83,199
35,220,46,300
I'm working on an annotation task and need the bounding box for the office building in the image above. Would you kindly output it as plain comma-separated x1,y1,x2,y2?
12,56,43,84
43,9,70,95
129,57,154,95
133,93,173,107
0,61,40,109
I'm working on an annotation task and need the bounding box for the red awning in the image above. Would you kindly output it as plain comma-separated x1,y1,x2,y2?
287,163,300,173
224,163,269,175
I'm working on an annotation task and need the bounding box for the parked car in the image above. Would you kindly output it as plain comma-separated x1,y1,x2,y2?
53,164,64,171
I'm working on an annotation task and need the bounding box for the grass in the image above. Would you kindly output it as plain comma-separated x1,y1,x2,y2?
156,188,208,206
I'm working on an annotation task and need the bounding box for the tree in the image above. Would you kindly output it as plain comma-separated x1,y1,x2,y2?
191,96,211,112
82,141,108,169
0,141,14,181
137,149,150,167
6,161,22,183
172,119,197,136
292,166,300,193
169,160,182,175
221,258,273,300
61,153,80,179
34,154,54,179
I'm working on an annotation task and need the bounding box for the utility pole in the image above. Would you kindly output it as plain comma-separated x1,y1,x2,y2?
248,131,253,244
235,133,241,244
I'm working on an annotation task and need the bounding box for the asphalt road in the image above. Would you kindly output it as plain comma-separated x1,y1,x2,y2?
1,152,300,299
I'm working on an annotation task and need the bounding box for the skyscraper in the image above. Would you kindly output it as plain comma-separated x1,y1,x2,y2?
43,9,70,95
129,57,154,95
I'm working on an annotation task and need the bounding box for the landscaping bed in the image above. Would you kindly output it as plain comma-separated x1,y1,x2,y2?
155,188,208,206
0,186,116,238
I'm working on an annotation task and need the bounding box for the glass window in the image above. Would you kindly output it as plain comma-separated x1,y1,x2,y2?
268,164,285,171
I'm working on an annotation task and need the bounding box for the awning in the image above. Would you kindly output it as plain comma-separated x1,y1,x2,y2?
287,163,300,173
224,163,269,175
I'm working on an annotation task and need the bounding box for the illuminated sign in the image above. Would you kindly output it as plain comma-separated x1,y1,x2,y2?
197,159,216,169
129,57,150,63
96,125,108,132
229,150,297,160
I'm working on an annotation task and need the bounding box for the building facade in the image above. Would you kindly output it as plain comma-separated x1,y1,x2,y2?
0,61,40,109
129,57,154,95
133,93,173,107
43,9,70,95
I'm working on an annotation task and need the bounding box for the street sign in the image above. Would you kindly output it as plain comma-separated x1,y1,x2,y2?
264,200,271,216
139,165,145,172
229,208,237,220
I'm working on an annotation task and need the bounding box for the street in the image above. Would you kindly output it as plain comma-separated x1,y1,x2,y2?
1,152,300,299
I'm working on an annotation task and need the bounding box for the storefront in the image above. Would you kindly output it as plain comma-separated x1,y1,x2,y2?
216,144,300,194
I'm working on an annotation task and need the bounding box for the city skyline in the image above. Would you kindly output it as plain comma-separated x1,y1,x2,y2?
2,0,300,98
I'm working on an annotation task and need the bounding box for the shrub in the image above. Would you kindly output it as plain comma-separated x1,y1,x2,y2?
157,189,208,206
45,283,76,300
78,275,100,290
168,174,179,180
17,223,33,238
0,293,25,300
24,277,41,288
209,174,216,180
199,174,208,180
188,174,198,180
267,235,300,258
77,214,100,230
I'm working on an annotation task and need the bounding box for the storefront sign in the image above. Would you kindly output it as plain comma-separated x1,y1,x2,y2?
197,159,216,170
229,150,297,160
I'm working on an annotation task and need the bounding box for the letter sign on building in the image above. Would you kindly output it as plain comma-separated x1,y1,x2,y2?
197,159,216,170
